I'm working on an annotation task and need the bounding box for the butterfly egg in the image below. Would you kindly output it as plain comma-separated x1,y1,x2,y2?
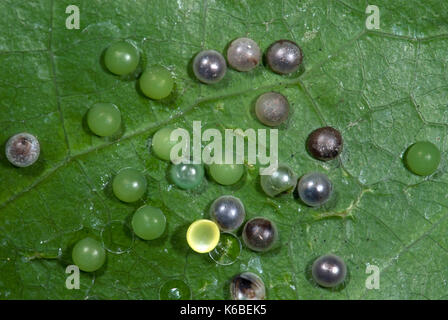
255,92,290,127
260,164,297,197
186,219,220,253
230,272,266,300
104,41,140,75
5,132,40,167
193,50,227,84
242,217,278,252
306,126,343,161
297,172,333,207
210,195,245,232
266,40,303,75
227,37,261,72
312,254,347,288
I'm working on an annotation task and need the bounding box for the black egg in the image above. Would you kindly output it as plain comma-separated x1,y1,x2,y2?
210,196,245,232
242,217,278,252
312,254,347,288
193,50,227,84
307,126,343,161
266,40,302,75
230,272,266,300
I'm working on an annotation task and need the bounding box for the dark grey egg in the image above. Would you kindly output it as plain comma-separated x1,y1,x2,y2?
266,40,302,75
307,126,343,161
242,217,278,252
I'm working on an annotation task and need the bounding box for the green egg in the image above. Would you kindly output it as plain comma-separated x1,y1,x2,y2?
208,163,244,185
72,237,106,272
405,141,441,176
151,127,179,161
104,41,140,75
87,103,121,137
139,66,174,100
132,205,166,240
112,168,147,202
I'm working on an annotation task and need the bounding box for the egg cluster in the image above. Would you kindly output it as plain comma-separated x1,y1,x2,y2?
3,35,442,300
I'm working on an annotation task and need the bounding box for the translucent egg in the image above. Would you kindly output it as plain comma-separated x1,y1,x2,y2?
230,272,266,300
226,37,261,72
5,132,40,167
260,164,297,197
72,237,106,272
169,163,204,190
255,92,290,127
209,233,242,266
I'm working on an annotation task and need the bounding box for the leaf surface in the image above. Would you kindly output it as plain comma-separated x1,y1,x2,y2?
1,0,448,299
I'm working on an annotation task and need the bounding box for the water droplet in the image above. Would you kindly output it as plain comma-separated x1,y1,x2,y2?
248,256,264,274
159,279,191,300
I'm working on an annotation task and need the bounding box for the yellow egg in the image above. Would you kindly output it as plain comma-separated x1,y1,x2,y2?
186,219,220,253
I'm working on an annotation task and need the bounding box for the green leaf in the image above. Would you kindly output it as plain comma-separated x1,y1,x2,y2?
1,0,448,299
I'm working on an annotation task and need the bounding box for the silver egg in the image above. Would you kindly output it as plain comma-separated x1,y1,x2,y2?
226,37,261,72
193,50,227,84
210,195,245,232
312,254,347,288
297,172,332,207
255,92,290,126
5,132,40,167
230,272,266,300
260,164,297,197
266,40,302,75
